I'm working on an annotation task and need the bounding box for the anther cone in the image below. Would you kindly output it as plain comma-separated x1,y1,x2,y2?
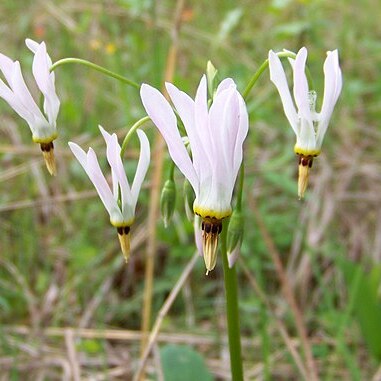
117,227,131,263
297,155,313,199
201,218,222,274
40,142,56,176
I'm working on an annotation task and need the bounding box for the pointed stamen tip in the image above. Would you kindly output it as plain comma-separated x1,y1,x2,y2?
201,217,222,274
40,142,56,176
117,226,131,263
205,270,209,276
297,155,313,200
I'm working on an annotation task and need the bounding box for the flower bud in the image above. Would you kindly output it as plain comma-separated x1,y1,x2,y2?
160,178,176,228
206,60,218,99
183,179,195,221
226,209,244,268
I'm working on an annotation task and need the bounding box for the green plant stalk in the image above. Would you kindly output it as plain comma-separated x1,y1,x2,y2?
50,58,140,89
120,116,151,157
221,224,244,381
243,51,314,100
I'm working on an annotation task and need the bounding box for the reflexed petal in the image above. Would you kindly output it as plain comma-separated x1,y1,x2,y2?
316,50,342,148
25,38,40,54
194,75,215,164
0,78,33,123
131,129,150,208
0,52,15,84
293,47,312,123
140,83,199,193
268,50,299,134
86,148,123,222
233,92,249,177
215,77,235,94
194,215,203,256
11,61,45,121
32,42,60,126
99,125,120,198
68,141,87,169
209,87,239,186
165,82,205,178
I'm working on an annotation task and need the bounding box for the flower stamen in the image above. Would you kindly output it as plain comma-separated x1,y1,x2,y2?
117,226,131,263
201,217,222,275
297,154,314,199
40,142,56,176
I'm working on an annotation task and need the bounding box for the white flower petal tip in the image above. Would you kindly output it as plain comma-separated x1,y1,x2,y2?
227,247,240,269
40,141,57,176
117,226,131,263
0,39,60,174
269,47,342,156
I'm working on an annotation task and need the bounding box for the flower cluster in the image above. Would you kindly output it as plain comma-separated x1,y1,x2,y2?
1,37,342,272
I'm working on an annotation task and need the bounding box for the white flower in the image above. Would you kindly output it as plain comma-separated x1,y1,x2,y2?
68,126,150,261
140,76,248,272
0,39,60,174
269,47,342,198
268,47,342,156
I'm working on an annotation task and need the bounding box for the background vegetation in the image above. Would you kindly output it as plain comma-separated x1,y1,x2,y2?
1,0,380,379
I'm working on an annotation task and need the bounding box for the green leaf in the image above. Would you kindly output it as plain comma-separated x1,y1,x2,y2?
341,260,381,360
160,344,214,381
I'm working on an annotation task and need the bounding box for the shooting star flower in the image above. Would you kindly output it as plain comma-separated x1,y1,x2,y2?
68,126,150,262
268,47,342,198
140,76,248,273
0,39,60,175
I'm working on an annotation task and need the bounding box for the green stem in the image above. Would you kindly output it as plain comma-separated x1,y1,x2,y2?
243,51,314,100
50,58,140,89
221,224,244,381
120,116,151,157
236,164,245,211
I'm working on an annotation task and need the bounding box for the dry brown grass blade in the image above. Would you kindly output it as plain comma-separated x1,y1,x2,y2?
139,0,187,376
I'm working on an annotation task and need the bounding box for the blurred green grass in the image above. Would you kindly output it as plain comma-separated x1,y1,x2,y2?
1,0,381,379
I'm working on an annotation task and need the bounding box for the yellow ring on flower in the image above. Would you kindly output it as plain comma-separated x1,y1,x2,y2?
110,219,134,228
193,206,232,220
294,146,321,157
32,133,58,144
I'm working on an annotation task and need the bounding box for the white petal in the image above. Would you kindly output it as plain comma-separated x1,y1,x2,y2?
209,87,239,186
131,129,150,209
293,47,312,123
233,92,249,177
316,50,342,148
194,75,215,165
140,83,199,193
86,148,123,222
11,61,45,121
68,141,87,169
25,38,40,54
98,125,119,198
165,82,207,180
0,78,33,123
268,50,299,134
228,246,240,268
194,215,203,257
0,52,16,84
32,42,60,126
215,77,235,94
